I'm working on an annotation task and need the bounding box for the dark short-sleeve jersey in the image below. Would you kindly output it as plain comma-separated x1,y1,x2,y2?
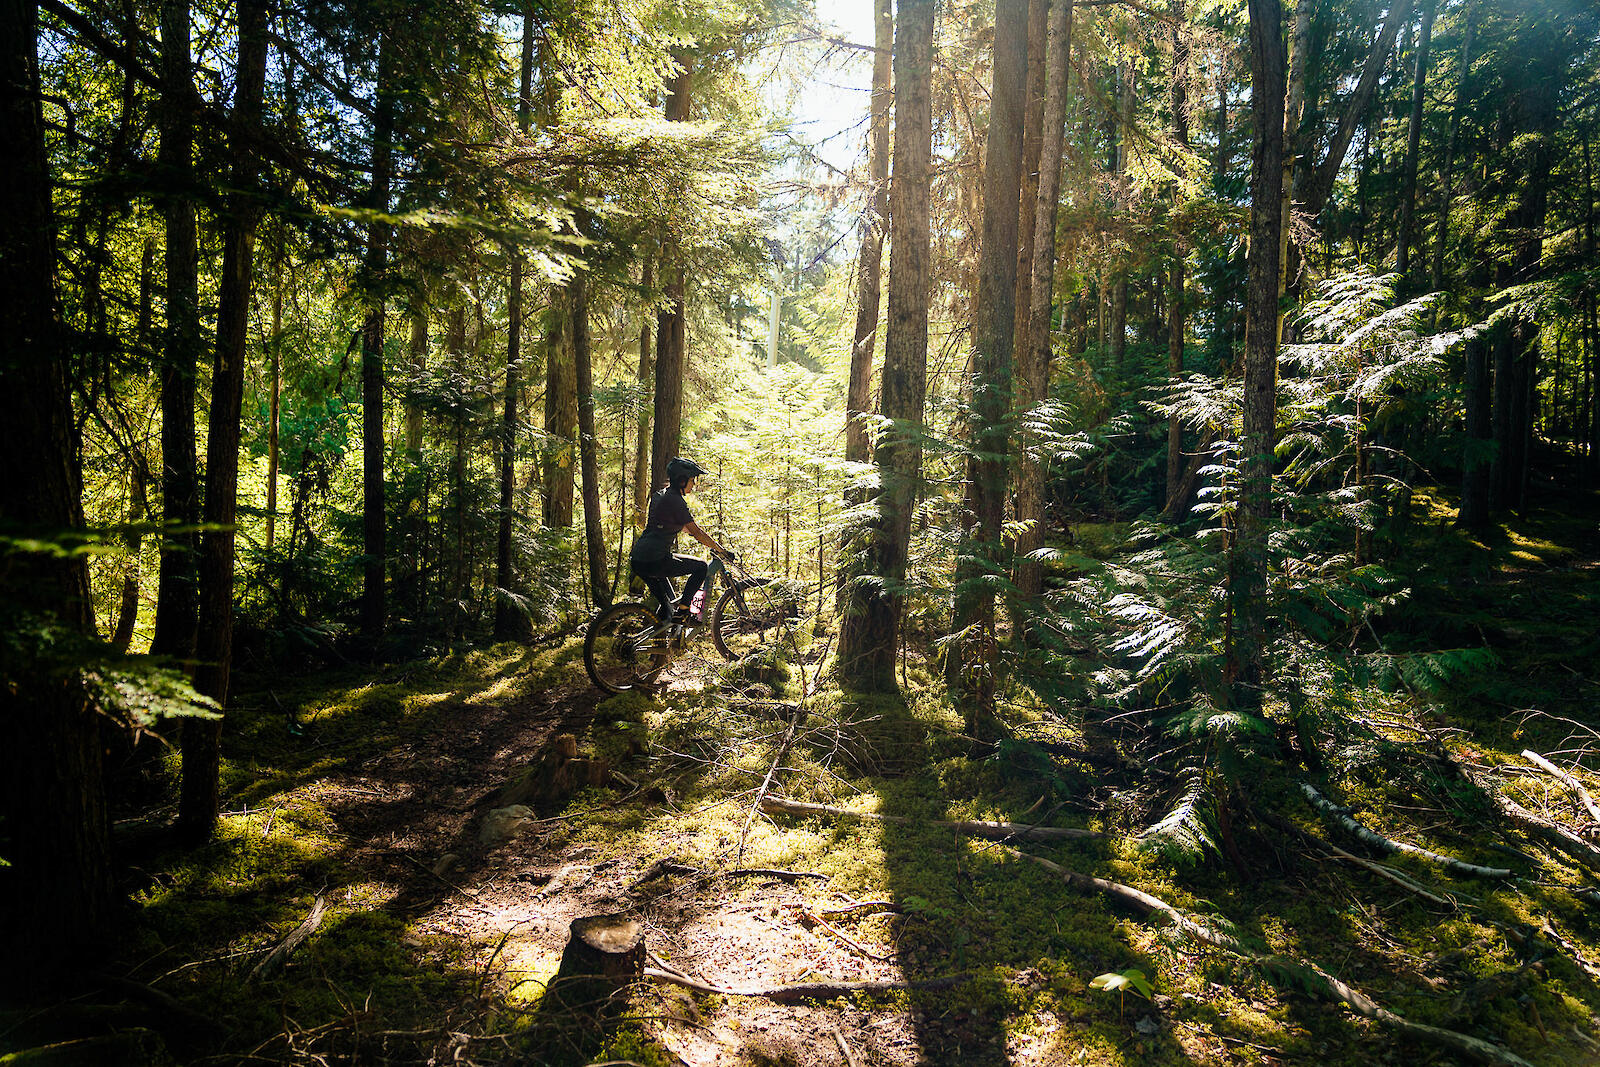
630,487,694,563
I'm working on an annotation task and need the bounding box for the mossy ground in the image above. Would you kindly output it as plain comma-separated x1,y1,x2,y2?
7,492,1600,1064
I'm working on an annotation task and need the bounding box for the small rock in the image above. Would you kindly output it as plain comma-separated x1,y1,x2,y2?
432,853,460,878
480,804,534,845
1135,1015,1159,1036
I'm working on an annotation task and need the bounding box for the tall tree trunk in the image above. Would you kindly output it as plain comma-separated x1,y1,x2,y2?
953,0,1028,735
150,0,199,663
184,0,267,843
836,0,934,692
113,238,158,650
266,233,285,548
1460,333,1492,528
1296,0,1416,219
1165,7,1190,511
632,251,655,525
1394,0,1435,278
1234,0,1288,712
1107,59,1134,375
0,0,114,978
840,0,893,603
1012,0,1047,362
1015,0,1075,602
495,6,535,638
360,41,396,640
1430,6,1474,293
650,52,692,491
405,298,426,452
573,271,609,608
542,287,576,526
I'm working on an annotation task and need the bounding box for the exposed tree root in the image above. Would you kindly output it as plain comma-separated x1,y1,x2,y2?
642,967,965,1003
759,795,1104,842
1299,782,1512,878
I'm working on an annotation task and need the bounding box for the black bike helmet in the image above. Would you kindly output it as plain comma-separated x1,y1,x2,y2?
665,457,708,486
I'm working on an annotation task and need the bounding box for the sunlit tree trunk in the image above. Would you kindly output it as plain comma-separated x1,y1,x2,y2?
1011,0,1046,363
114,238,158,650
1430,8,1474,293
952,0,1027,735
151,0,199,663
0,0,114,977
1015,0,1074,603
1165,8,1190,511
542,287,576,526
633,250,654,525
267,235,286,548
836,0,934,692
1107,59,1133,375
650,52,692,491
185,0,267,842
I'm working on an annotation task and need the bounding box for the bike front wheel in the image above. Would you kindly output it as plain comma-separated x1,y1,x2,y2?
710,586,797,661
584,602,669,694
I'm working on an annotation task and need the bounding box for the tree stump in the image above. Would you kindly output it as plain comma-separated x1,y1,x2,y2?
495,733,610,813
550,914,644,1013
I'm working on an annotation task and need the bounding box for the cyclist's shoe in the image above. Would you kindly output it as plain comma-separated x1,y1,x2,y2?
671,606,705,627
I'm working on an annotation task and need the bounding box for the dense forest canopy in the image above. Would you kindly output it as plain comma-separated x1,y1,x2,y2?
4,0,1600,1062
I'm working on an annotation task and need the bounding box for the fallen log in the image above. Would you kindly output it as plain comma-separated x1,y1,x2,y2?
249,893,327,979
760,796,1104,842
1299,783,1512,879
1521,750,1600,828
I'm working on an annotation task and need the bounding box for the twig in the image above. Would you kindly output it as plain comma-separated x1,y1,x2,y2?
760,795,1104,842
833,1028,861,1067
727,867,829,882
1317,843,1461,908
1299,783,1512,879
801,908,895,962
736,706,804,864
1521,750,1600,827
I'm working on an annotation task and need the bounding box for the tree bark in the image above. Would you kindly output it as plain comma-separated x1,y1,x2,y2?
1015,0,1075,601
1234,0,1288,711
184,0,267,842
1430,7,1474,293
267,234,286,548
649,52,692,492
1011,0,1047,364
1394,0,1435,278
150,0,199,663
1107,60,1134,375
836,0,934,692
1164,8,1190,512
542,286,576,527
360,40,396,640
0,0,114,978
573,272,608,608
845,0,892,481
952,0,1028,735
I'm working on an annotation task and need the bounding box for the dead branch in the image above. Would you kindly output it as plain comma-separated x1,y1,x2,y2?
796,907,895,962
642,967,966,1003
1486,790,1600,876
1299,783,1512,879
727,867,829,882
760,795,1105,842
1521,750,1600,828
736,703,805,864
249,893,327,979
1318,844,1459,908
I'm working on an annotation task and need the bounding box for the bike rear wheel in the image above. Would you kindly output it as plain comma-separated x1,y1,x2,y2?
710,586,797,661
585,602,669,694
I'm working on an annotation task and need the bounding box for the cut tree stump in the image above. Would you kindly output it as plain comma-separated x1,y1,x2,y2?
494,733,611,813
551,914,645,1012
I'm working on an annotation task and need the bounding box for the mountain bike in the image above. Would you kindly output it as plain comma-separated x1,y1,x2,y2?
583,556,803,695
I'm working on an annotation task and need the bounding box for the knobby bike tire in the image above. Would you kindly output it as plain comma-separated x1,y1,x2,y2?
710,586,798,661
584,602,669,694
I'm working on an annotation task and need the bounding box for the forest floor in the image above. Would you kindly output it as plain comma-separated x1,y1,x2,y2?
7,489,1600,1066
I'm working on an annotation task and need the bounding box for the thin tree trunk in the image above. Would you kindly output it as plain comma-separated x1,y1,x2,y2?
185,0,267,842
113,238,158,650
150,0,200,663
650,53,692,491
1234,0,1288,711
573,270,609,607
267,233,285,548
836,0,934,692
1430,7,1475,293
542,287,576,527
953,0,1028,735
1460,335,1492,528
845,0,891,483
1394,0,1435,278
0,0,114,977
360,41,396,640
1012,0,1047,362
1015,0,1074,602
1107,60,1134,375
632,251,655,525
1165,7,1190,511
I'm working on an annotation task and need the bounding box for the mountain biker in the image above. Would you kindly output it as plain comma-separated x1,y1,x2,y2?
630,456,737,624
